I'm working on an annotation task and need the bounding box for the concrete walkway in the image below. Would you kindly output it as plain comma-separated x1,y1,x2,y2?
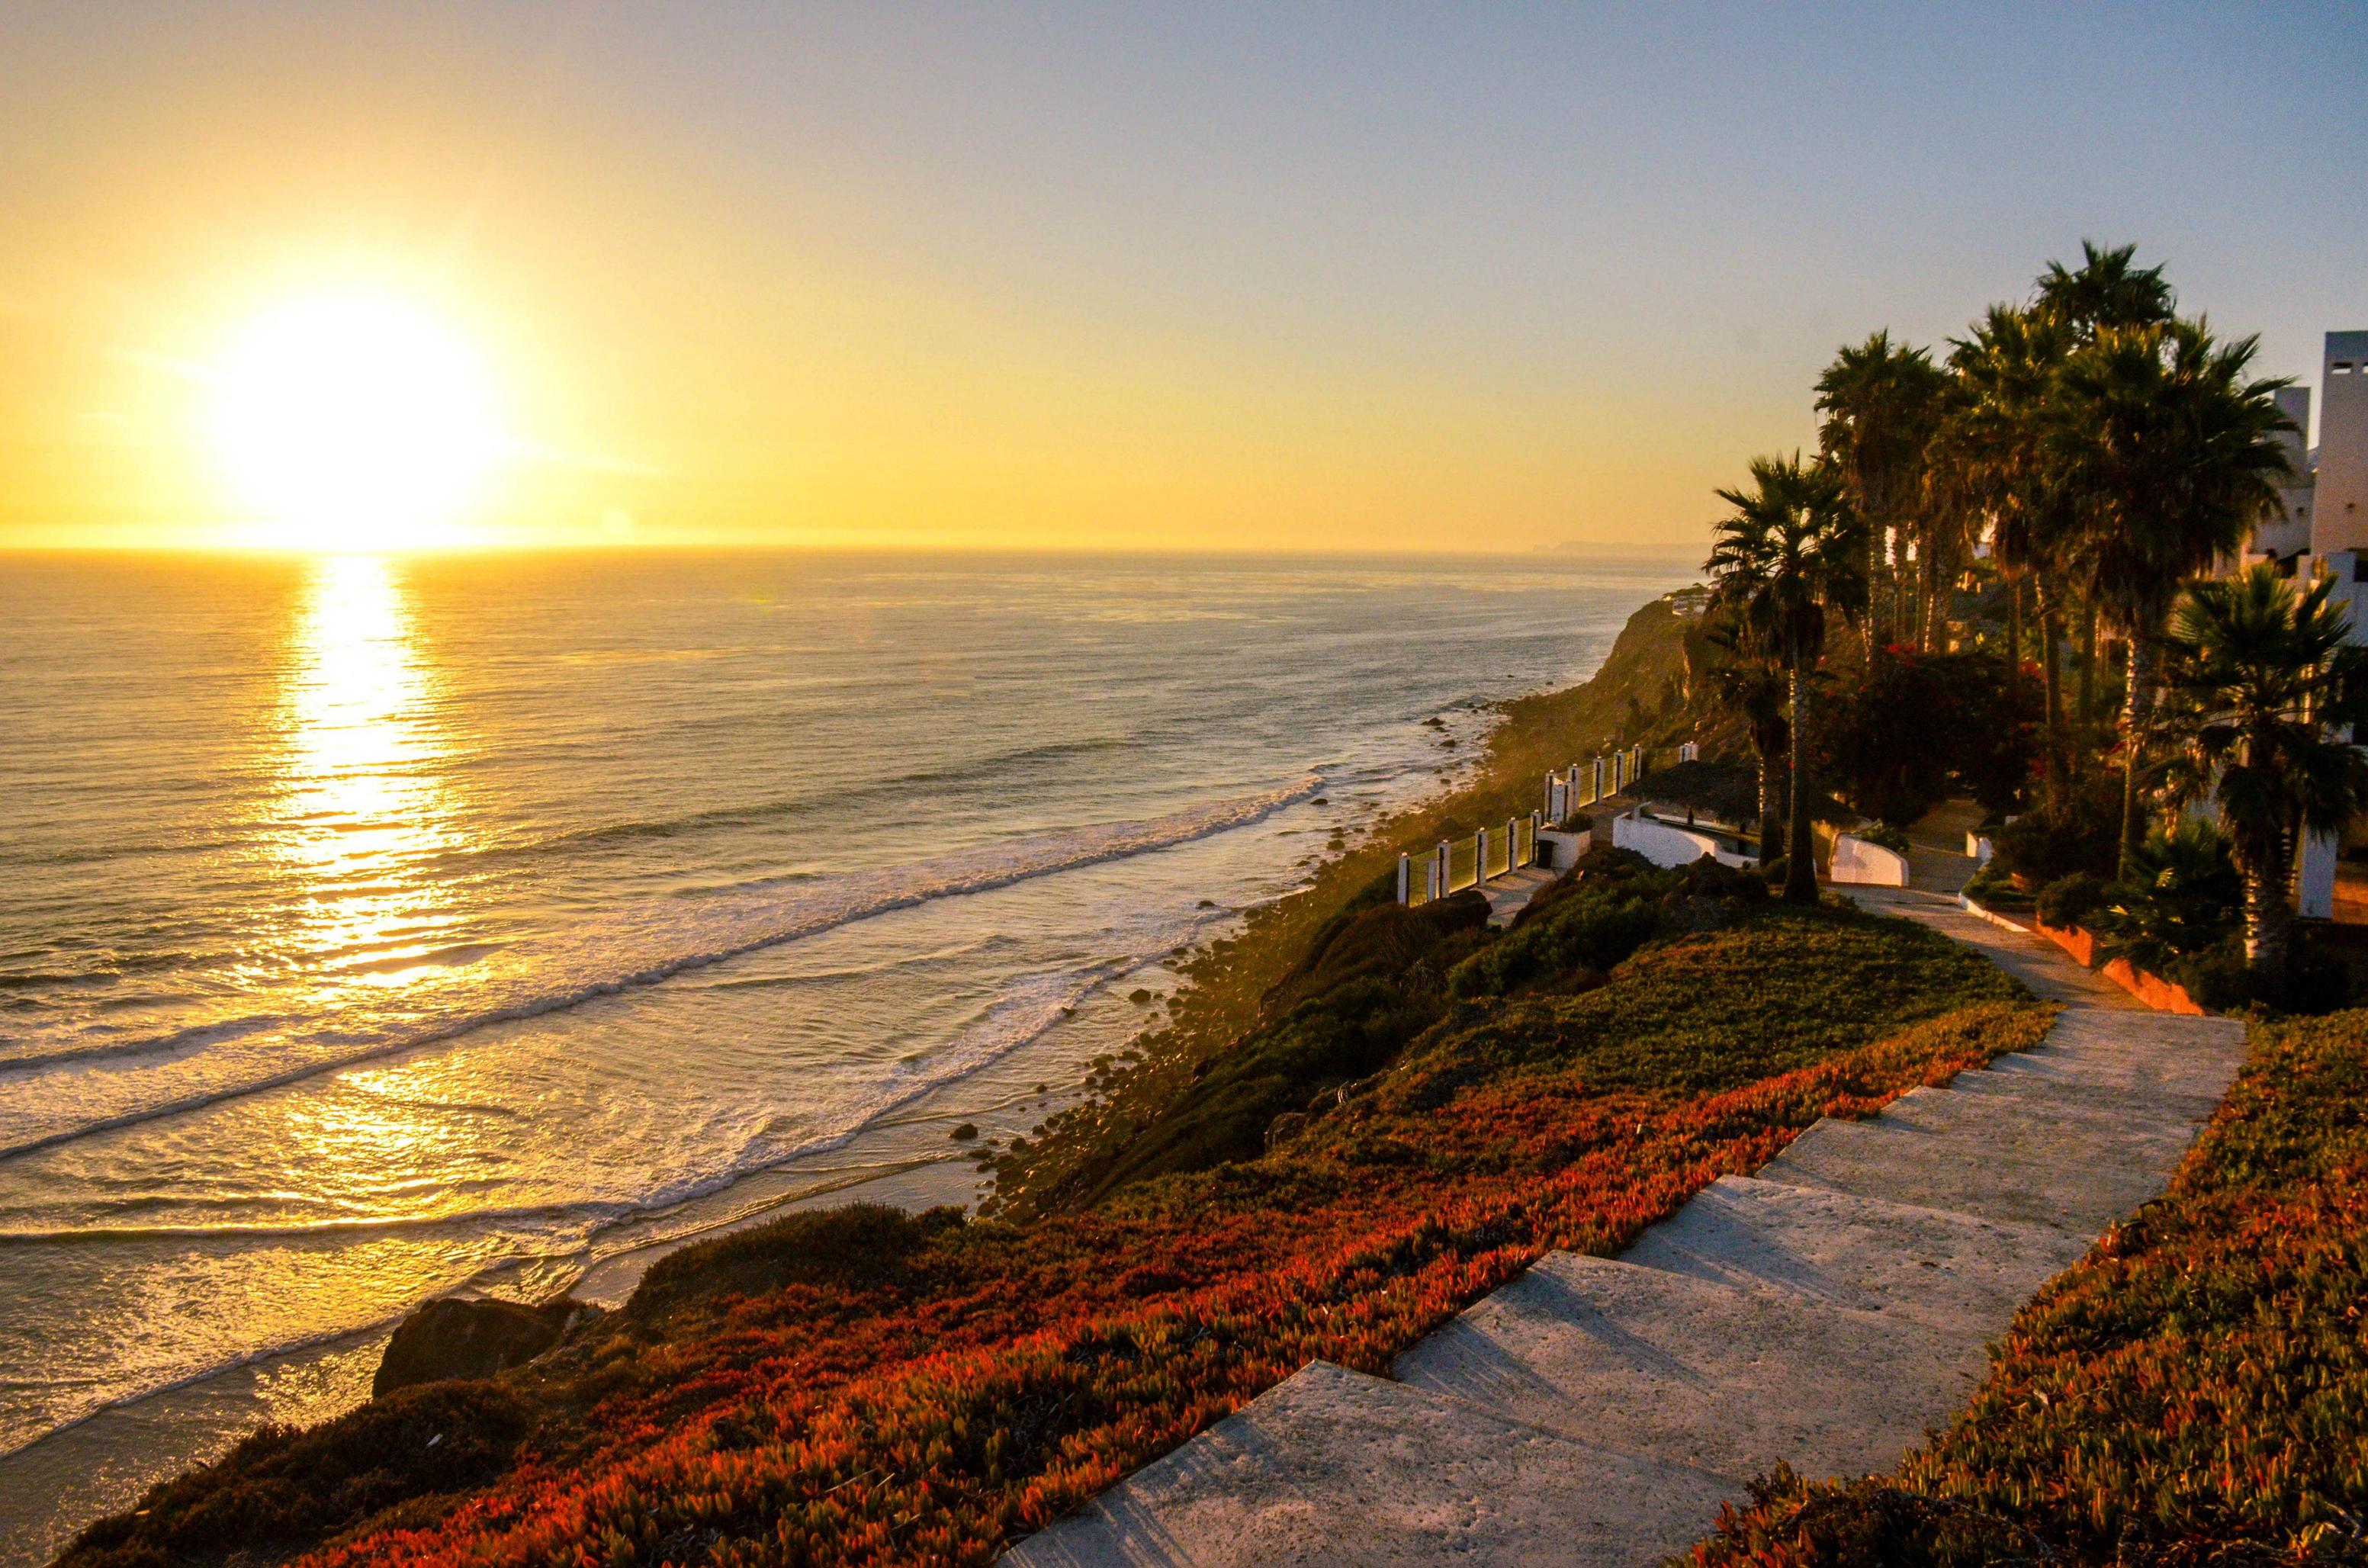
1480,865,1557,927
1004,882,2246,1566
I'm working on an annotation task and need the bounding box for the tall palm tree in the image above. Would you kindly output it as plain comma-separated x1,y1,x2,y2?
2032,240,2176,721
2045,318,2298,871
1934,305,2078,792
1698,614,1791,863
2156,566,2368,982
1814,333,1947,647
1706,455,1868,903
2033,240,2174,339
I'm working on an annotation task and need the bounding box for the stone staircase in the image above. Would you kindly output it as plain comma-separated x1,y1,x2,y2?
1004,885,2248,1567
1480,864,1558,927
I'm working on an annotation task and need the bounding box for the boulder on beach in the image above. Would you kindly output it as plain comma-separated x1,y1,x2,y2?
373,1296,594,1398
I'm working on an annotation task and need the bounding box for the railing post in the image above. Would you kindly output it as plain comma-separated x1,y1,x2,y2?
1476,826,1489,882
1397,852,1410,904
1506,818,1518,872
1436,840,1449,897
1594,754,1605,801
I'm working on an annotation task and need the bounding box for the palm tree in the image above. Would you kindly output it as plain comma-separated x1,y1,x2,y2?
2156,566,2368,982
1814,333,1947,647
2032,240,2176,721
2033,240,2174,339
1706,455,1868,903
1698,614,1791,863
2045,318,2298,872
1934,305,2079,792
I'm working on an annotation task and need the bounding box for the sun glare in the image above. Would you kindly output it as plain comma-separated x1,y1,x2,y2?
211,290,503,551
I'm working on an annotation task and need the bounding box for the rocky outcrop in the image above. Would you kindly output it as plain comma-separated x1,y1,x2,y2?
372,1296,596,1397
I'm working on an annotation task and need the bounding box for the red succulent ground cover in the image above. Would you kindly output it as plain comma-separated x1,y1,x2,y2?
1684,1008,2368,1567
66,903,2042,1568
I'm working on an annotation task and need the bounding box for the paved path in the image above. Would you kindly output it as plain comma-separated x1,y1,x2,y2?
1004,882,2245,1567
1480,865,1557,927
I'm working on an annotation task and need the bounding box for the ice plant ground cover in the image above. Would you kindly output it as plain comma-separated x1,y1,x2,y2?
61,856,2048,1568
1683,1007,2368,1567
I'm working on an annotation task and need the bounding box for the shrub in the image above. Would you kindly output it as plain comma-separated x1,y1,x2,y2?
1993,771,2122,885
59,1380,534,1566
2093,818,2241,973
628,1204,966,1329
2034,872,2106,931
2168,934,2355,1018
1960,859,2031,914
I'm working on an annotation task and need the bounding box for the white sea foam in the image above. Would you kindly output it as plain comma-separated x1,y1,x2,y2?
0,776,1319,1162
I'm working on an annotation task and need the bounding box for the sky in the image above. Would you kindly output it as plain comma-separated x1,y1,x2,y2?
1,2,2363,554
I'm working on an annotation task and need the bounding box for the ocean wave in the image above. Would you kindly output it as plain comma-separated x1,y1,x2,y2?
0,775,1319,1163
472,734,1143,863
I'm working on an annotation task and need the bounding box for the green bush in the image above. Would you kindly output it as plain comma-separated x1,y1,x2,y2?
1993,771,2122,885
2167,935,2355,1017
1075,892,1492,1199
2034,872,2107,930
59,1380,535,1566
2093,819,2240,973
1447,884,1660,998
1961,859,2031,913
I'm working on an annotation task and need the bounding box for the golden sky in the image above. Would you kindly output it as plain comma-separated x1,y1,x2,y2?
1,5,2357,554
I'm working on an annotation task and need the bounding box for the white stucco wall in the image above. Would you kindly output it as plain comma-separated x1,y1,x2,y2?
1611,810,1752,870
1829,834,1910,887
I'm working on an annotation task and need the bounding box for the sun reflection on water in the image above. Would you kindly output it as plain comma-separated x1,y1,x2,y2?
275,554,459,990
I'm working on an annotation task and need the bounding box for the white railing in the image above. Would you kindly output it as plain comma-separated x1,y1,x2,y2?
1398,810,1550,905
1542,744,1650,824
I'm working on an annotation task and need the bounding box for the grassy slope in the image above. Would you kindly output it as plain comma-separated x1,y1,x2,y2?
986,591,1701,1217
1682,1010,2368,1568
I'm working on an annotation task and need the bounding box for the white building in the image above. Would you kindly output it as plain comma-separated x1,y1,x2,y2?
2240,330,2368,916
2244,331,2368,590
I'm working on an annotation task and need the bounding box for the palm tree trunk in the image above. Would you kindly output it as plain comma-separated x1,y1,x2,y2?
1785,656,1816,904
2078,596,2098,723
2038,583,2067,805
1920,541,1939,652
2244,845,2293,982
1756,742,1785,866
2116,634,2157,878
2008,574,2025,681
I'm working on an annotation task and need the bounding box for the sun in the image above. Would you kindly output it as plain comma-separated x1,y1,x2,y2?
210,290,503,550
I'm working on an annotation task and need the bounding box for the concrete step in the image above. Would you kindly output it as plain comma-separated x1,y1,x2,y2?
1001,1360,1740,1568
1756,1080,2206,1232
1617,1174,2087,1335
2032,1006,2248,1077
1940,1061,2222,1124
1393,1251,1974,1486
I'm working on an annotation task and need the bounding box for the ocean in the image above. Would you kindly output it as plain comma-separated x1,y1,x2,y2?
0,549,1684,1560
